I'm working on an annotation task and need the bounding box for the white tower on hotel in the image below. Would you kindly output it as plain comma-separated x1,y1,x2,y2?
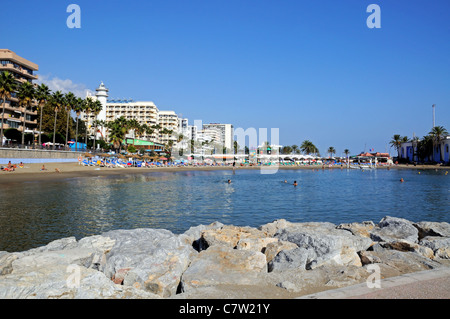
95,81,108,140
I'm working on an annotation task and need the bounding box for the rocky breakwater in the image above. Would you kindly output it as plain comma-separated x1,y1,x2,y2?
1,216,449,299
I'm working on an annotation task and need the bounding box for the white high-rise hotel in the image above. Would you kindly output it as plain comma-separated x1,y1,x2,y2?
83,82,234,151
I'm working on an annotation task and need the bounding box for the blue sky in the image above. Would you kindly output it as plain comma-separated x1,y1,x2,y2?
2,0,449,155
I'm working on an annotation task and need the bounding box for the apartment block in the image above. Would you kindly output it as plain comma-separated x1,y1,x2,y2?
0,49,39,135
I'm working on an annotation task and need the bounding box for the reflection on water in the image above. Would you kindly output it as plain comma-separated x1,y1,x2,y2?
0,169,449,252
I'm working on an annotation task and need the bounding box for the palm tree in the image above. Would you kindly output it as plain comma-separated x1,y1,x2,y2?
291,144,299,154
417,135,434,162
327,146,336,158
51,91,64,150
73,97,86,150
105,116,130,152
282,145,293,155
429,126,449,162
0,71,18,145
84,98,93,147
389,134,403,158
343,149,350,166
64,92,76,148
141,123,154,141
16,81,36,146
35,83,51,146
128,119,140,140
300,140,319,156
90,99,103,151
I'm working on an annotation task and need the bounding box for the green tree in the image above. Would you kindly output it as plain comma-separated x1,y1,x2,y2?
84,98,93,146
327,146,336,158
417,135,433,162
105,116,130,152
282,145,293,155
50,91,64,149
16,81,36,146
300,140,319,156
73,97,86,149
389,134,404,158
64,92,77,148
429,126,449,162
0,71,18,145
35,83,51,146
91,99,103,150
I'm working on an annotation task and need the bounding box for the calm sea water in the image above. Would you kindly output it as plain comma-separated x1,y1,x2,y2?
0,168,449,252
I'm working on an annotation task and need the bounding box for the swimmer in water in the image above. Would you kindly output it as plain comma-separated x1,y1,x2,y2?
400,178,404,182
227,179,231,183
293,181,298,186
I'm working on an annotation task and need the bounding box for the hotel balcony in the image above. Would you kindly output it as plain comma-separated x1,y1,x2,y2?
0,63,38,80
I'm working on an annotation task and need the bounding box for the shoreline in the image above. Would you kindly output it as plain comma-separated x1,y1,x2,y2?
0,162,448,183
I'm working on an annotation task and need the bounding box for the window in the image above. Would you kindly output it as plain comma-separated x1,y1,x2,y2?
7,120,19,128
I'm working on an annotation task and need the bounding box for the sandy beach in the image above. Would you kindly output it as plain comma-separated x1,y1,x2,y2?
0,161,447,183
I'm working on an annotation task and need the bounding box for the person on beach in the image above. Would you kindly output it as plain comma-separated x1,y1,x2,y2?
41,165,47,171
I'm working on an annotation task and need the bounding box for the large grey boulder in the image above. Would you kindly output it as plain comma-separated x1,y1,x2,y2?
370,216,419,243
268,247,316,272
180,245,267,292
180,221,224,251
414,221,450,238
272,222,372,270
0,264,159,299
0,237,160,299
419,236,450,259
101,228,193,297
200,225,270,249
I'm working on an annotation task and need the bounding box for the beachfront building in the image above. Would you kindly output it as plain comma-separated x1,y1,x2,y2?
176,117,191,150
0,49,39,141
202,123,234,152
355,152,392,165
106,99,159,141
157,110,179,145
399,136,450,164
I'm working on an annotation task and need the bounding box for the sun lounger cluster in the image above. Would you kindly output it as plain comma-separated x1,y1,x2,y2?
81,155,190,168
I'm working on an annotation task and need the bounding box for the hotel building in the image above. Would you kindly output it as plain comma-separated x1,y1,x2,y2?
157,110,180,145
82,82,160,142
0,49,39,137
202,123,234,151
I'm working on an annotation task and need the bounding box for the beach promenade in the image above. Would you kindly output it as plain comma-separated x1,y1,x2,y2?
299,267,450,299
